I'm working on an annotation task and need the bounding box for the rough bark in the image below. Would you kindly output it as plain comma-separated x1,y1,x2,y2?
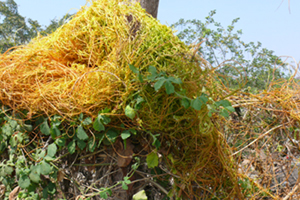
130,0,160,18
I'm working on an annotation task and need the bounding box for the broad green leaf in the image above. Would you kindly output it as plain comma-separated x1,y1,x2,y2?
19,175,31,189
122,182,129,190
51,126,61,138
199,95,208,104
77,139,86,150
168,77,182,84
2,124,12,136
47,143,57,157
93,116,105,132
40,120,50,135
220,109,230,118
106,129,118,143
181,98,190,109
154,78,166,91
147,66,158,80
100,115,111,125
9,120,18,129
55,138,65,147
100,191,108,199
29,166,41,183
191,98,203,111
225,106,235,112
164,81,175,94
148,65,157,74
76,125,89,141
3,165,13,175
40,160,51,175
125,105,135,120
82,117,92,125
67,139,76,154
146,152,159,168
121,130,131,140
216,99,231,107
129,64,139,74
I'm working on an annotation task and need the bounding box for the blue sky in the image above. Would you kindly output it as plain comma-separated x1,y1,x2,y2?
14,0,300,63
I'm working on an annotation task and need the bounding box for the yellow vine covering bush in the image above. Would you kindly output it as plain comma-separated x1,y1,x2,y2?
0,0,243,198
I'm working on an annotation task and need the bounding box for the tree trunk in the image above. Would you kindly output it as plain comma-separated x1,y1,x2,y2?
130,0,160,18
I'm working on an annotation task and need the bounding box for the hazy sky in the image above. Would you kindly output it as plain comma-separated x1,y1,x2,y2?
14,0,300,63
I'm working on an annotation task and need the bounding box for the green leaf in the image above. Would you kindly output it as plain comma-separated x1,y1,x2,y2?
93,116,105,132
124,176,131,184
47,182,56,194
168,77,182,84
82,117,92,125
40,119,50,135
47,143,57,157
106,129,118,143
154,78,166,91
191,98,203,111
100,115,111,125
2,124,12,136
199,95,208,104
76,125,89,141
51,126,61,137
79,113,84,121
121,130,131,140
88,138,96,152
147,66,158,80
138,73,144,83
77,139,86,150
146,152,158,168
181,98,190,109
225,106,235,112
40,160,51,175
220,109,230,118
29,166,41,183
3,165,13,175
164,81,175,94
216,99,231,107
122,182,129,190
55,138,65,147
67,139,76,154
19,175,31,189
129,64,139,74
125,105,135,120
100,191,108,199
97,133,105,147
9,120,18,129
